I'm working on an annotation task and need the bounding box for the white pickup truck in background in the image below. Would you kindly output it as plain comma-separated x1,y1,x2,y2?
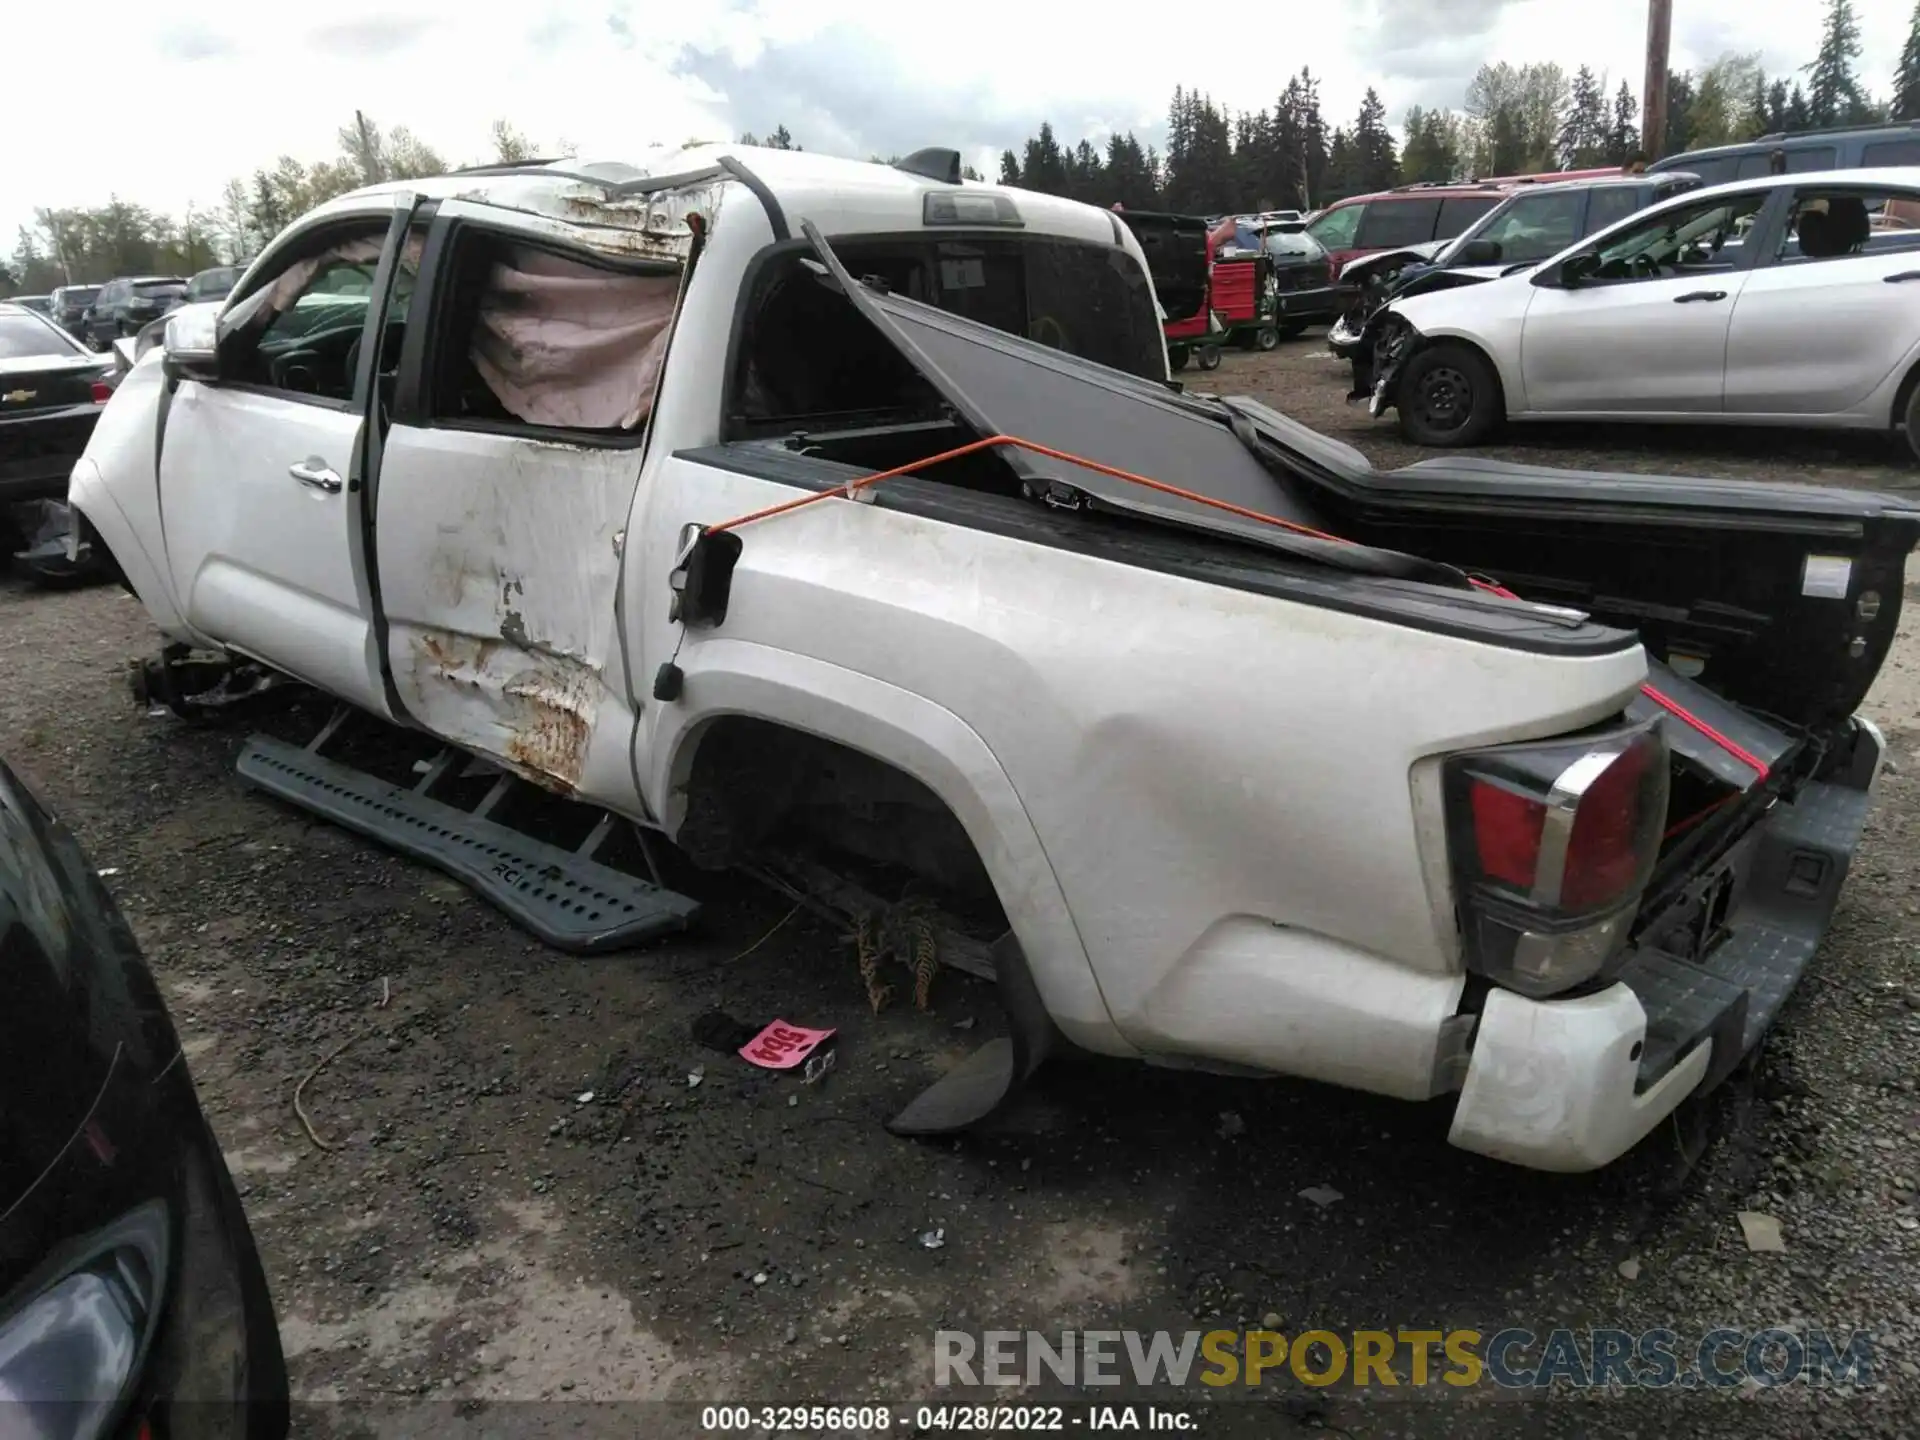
69,143,1918,1171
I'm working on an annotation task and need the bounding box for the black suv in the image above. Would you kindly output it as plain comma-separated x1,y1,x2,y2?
49,283,102,336
1650,120,1920,185
80,276,188,350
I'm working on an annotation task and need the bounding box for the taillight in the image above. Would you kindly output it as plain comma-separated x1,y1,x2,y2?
1326,258,1337,285
90,380,111,403
1443,721,1668,998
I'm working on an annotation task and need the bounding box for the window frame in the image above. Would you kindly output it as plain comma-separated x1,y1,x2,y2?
1353,196,1442,251
208,213,405,414
1864,138,1920,167
1434,194,1503,239
1759,184,1920,269
1306,201,1365,251
1473,189,1592,264
389,212,681,451
716,229,1163,444
1554,184,1783,288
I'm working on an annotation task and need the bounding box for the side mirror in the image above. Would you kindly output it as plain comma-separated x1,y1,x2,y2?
1457,238,1503,266
1545,253,1599,288
159,308,219,384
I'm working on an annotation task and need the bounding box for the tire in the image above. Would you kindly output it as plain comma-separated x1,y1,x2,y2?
1904,381,1920,465
1168,345,1190,373
1273,320,1308,340
1395,342,1501,447
1195,346,1222,371
1253,326,1280,351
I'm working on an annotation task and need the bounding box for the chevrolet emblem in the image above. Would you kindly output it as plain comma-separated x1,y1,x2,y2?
1,389,34,404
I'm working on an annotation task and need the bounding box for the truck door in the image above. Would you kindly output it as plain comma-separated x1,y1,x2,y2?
371,202,684,797
157,208,416,716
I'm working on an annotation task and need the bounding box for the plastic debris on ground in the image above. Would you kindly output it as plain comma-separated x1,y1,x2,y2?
739,1019,836,1070
1737,1211,1786,1253
1298,1185,1344,1208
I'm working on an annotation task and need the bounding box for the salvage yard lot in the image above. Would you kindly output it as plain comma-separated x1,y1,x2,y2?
8,338,1920,1438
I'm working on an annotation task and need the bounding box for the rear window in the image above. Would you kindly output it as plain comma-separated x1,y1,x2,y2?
60,287,100,304
1262,230,1324,257
0,313,80,359
135,282,186,299
1865,139,1920,166
731,235,1164,434
1436,195,1502,237
1354,198,1441,249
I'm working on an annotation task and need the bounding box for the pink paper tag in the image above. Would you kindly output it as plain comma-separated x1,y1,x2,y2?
739,1020,837,1070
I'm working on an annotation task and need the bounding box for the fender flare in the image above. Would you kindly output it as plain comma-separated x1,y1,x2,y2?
646,638,1127,1054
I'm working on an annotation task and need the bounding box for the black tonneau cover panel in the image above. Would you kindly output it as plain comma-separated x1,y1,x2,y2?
1228,397,1920,533
801,221,1474,591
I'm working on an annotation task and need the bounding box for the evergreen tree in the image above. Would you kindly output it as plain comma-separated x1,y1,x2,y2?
1400,106,1455,183
1351,88,1399,192
1663,70,1695,156
1021,122,1070,196
998,150,1021,185
1786,83,1812,130
1067,139,1105,200
1557,66,1609,167
1608,79,1640,162
1324,128,1356,200
1806,0,1864,127
1895,0,1920,121
1753,77,1791,137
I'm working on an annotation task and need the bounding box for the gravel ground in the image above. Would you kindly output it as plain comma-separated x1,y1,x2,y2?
6,339,1920,1437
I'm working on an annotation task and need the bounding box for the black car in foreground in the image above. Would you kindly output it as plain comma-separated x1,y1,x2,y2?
0,756,289,1438
0,302,114,584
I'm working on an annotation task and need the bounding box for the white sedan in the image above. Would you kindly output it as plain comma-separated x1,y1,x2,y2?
1356,168,1920,459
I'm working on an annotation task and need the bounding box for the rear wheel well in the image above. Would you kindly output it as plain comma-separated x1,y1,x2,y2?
674,715,1004,914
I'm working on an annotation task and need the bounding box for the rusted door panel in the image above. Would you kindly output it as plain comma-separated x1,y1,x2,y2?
375,424,640,795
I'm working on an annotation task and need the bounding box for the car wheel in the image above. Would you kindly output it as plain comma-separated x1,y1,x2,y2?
1396,343,1501,447
1195,346,1222,371
1904,383,1920,465
1273,320,1308,340
1168,345,1190,373
1253,327,1280,351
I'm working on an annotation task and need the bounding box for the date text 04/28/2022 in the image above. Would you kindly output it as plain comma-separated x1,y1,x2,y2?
699,1405,1196,1431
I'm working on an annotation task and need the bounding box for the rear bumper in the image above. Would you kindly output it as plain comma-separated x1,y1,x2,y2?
1449,717,1882,1172
0,405,98,502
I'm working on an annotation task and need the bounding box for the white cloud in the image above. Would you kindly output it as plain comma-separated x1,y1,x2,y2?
2,0,1909,264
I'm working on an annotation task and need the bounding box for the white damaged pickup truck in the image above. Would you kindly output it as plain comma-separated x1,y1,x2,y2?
70,144,1919,1170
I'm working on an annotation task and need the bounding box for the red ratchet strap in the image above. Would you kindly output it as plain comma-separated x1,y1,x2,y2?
1468,578,1770,782
705,433,1348,543
709,436,1769,780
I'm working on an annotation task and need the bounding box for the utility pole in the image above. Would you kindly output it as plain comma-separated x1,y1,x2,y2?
1642,0,1672,158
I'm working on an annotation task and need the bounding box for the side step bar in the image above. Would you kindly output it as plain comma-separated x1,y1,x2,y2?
236,727,700,954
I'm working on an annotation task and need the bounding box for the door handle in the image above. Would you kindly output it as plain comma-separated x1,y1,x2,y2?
1885,271,1920,283
288,459,342,493
1673,290,1728,303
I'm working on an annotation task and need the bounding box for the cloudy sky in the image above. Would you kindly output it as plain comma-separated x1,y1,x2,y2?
4,0,1912,252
